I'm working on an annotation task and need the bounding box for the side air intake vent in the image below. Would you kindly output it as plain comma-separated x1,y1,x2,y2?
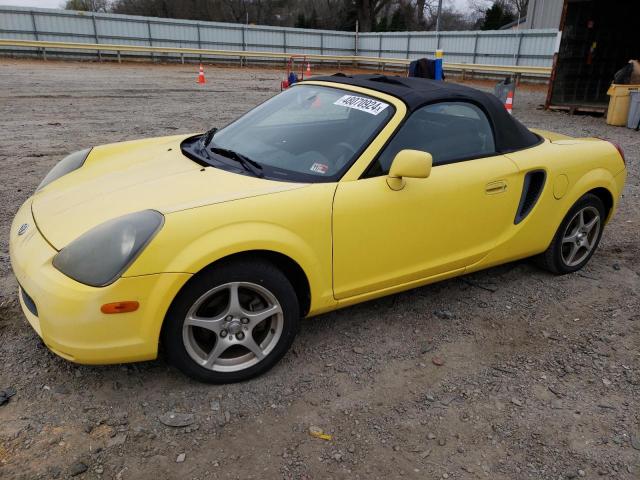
514,170,546,224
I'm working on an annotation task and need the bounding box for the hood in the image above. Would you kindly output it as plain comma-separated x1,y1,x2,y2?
32,134,306,249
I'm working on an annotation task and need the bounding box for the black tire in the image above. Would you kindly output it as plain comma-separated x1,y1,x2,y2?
536,193,606,275
161,258,299,383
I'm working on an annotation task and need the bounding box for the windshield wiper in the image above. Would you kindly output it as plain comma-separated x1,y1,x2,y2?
199,127,218,150
196,128,263,178
210,146,264,178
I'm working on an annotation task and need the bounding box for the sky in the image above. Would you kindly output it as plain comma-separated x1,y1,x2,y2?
0,0,63,7
0,0,62,6
0,0,475,12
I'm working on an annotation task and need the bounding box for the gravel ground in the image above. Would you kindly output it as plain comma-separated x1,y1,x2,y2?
0,59,638,480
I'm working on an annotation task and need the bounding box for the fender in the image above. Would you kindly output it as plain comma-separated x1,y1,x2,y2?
534,167,619,253
126,217,336,314
563,168,621,223
467,167,620,273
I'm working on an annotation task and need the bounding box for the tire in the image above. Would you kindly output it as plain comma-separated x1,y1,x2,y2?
536,193,606,275
161,258,299,383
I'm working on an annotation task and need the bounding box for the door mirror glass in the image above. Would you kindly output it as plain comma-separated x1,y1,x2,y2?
387,150,432,190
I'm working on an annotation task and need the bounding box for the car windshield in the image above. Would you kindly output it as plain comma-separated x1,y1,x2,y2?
207,85,394,182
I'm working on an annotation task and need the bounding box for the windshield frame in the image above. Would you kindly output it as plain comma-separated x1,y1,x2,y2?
181,83,399,184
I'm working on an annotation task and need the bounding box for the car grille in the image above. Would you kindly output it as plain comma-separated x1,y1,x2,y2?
19,284,38,317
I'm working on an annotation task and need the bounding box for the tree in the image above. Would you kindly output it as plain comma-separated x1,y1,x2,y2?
65,0,110,12
470,0,526,27
355,0,395,32
87,0,483,32
374,15,389,31
388,8,406,31
308,8,319,28
480,1,515,30
504,0,528,18
436,8,477,31
295,12,307,28
412,0,476,32
415,0,438,28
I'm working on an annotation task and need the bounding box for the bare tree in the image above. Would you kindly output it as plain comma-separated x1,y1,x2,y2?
221,0,248,22
504,0,528,17
65,0,110,12
469,0,528,18
104,0,483,31
416,0,437,27
355,0,395,32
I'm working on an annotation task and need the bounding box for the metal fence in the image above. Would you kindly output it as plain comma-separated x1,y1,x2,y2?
358,30,557,67
0,6,558,67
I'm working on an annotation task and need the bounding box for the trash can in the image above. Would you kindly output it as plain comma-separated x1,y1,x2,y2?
627,91,640,129
606,84,640,126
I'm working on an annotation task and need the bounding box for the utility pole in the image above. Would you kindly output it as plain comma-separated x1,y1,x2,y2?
435,0,443,33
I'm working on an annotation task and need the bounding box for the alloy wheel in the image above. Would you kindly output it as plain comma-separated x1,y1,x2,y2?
561,206,601,267
182,281,284,372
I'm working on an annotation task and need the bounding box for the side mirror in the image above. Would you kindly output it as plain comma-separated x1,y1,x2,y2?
386,149,433,190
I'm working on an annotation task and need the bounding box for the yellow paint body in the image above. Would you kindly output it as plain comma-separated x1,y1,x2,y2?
9,82,626,365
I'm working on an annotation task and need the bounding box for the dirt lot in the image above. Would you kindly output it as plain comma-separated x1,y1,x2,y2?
0,59,638,480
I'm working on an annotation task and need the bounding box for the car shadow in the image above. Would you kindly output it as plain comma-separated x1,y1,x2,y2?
4,258,551,393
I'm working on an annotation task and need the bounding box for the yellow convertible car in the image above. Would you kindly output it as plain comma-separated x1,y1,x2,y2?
10,74,626,382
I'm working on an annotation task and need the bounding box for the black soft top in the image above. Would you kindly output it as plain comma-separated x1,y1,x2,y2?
309,74,540,153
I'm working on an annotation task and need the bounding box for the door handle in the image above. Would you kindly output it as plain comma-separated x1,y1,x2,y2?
485,180,507,194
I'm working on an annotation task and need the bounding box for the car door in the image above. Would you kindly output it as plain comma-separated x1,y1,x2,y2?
332,101,522,300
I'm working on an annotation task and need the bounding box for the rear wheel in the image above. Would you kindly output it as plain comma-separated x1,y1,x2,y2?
537,193,605,274
162,259,299,383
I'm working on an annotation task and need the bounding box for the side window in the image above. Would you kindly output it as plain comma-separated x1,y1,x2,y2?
365,101,496,177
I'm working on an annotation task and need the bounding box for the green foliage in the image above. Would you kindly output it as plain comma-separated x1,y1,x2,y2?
481,1,516,30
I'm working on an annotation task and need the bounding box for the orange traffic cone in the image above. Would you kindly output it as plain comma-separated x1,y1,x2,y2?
505,90,513,114
197,64,206,84
306,62,311,76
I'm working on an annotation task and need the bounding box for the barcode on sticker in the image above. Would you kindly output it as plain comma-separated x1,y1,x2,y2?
333,95,389,115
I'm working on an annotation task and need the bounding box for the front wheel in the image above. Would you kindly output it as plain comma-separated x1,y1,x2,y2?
537,193,606,274
162,259,300,383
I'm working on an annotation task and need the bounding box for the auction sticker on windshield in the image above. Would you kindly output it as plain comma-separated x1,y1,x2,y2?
310,162,329,174
333,95,389,115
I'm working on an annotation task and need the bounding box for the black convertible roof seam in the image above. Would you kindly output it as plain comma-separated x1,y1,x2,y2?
307,74,540,153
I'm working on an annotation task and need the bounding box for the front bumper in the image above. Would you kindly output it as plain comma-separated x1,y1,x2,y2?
9,198,191,365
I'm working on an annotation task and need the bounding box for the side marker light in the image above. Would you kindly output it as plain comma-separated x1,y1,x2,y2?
101,301,139,314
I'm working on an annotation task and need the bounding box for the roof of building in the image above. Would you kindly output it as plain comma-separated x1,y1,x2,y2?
499,17,527,30
309,73,540,153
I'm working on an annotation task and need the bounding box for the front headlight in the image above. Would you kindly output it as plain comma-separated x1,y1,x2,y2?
53,210,164,287
37,148,91,191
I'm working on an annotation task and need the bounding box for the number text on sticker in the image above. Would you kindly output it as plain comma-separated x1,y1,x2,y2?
333,95,389,115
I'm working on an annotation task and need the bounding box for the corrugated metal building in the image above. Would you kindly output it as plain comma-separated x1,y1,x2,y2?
524,0,564,30
545,0,640,112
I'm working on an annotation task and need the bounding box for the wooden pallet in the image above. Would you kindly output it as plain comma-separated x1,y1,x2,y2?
547,104,606,115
